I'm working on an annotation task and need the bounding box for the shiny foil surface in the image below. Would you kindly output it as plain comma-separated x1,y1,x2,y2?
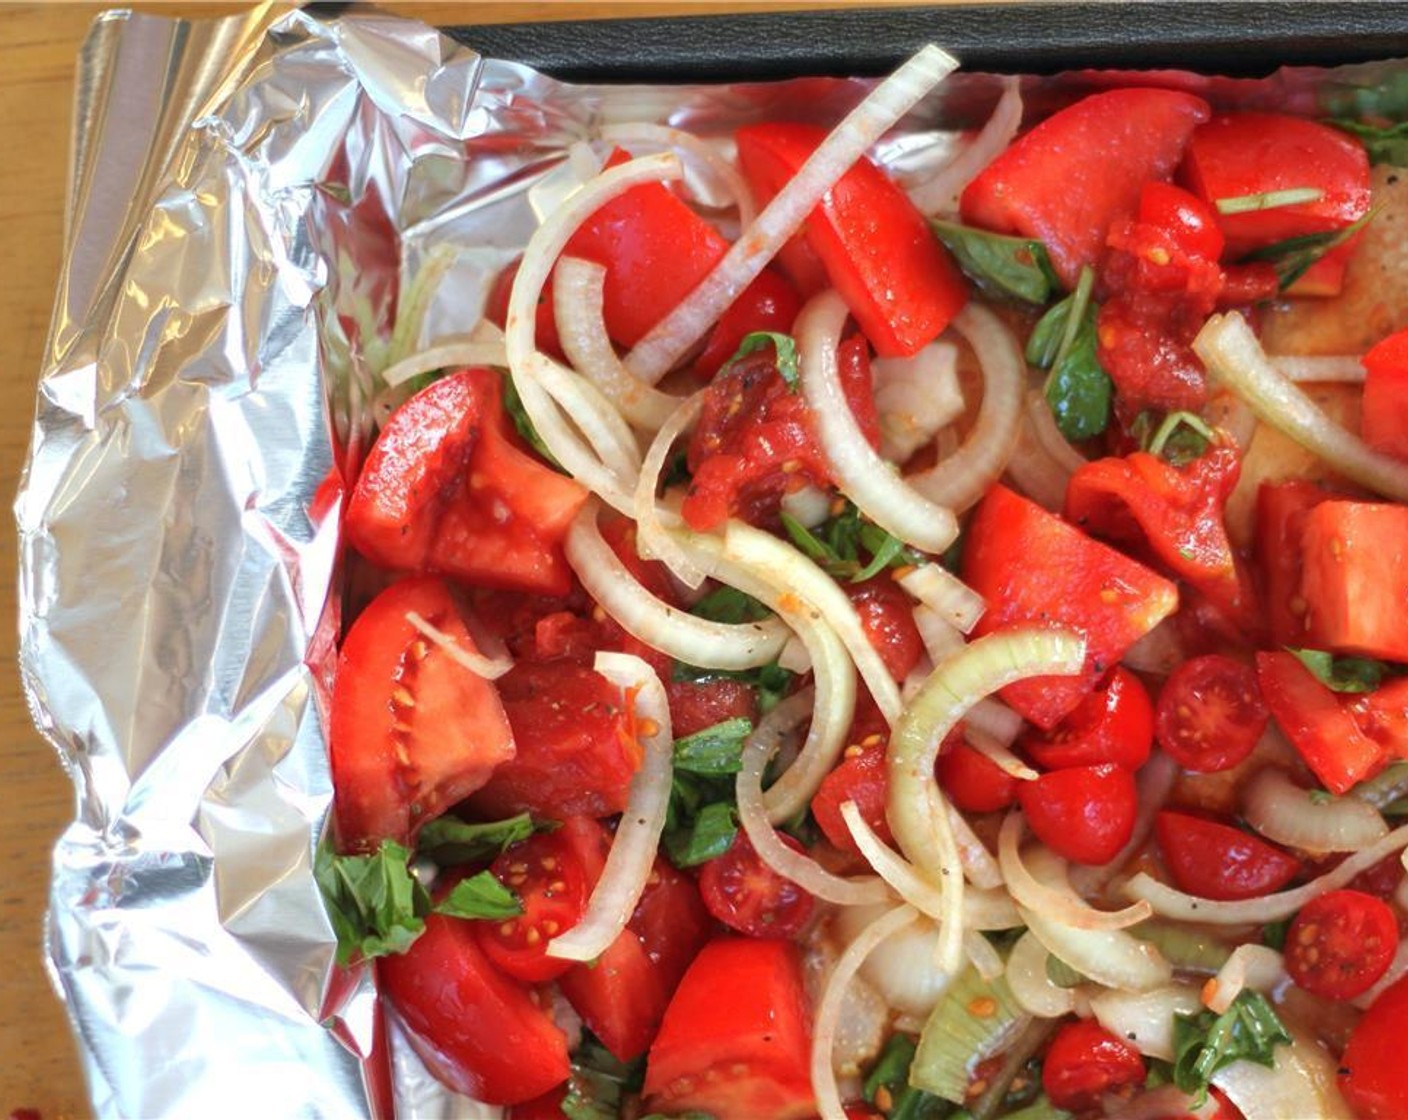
14,6,1403,1116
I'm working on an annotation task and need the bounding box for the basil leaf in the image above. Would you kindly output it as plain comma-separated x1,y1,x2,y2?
690,585,772,624
728,330,800,389
862,1032,951,1119
1172,990,1292,1108
781,501,922,583
673,659,795,715
1329,118,1408,165
1141,410,1216,466
1262,918,1291,952
562,1035,647,1120
433,870,522,921
930,219,1060,304
415,812,539,864
663,799,738,868
1287,647,1388,693
315,839,431,967
1241,209,1374,290
503,373,563,470
1029,267,1112,442
673,717,755,775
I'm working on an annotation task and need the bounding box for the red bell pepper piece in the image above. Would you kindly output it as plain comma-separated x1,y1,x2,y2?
961,88,1210,288
1300,500,1408,662
1064,440,1259,635
963,485,1179,729
1253,479,1337,646
736,122,968,357
1361,328,1408,461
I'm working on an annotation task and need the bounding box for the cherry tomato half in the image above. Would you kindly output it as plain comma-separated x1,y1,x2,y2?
937,733,1019,813
1042,1019,1146,1111
1285,889,1398,1001
699,832,815,939
1154,654,1268,773
1020,666,1154,772
1155,810,1301,902
1018,764,1137,866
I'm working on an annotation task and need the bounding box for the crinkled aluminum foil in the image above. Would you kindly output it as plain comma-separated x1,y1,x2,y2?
15,6,1407,1116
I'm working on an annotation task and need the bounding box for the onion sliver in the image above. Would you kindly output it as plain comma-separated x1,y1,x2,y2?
553,258,683,431
1125,821,1408,924
889,628,1086,972
871,341,965,463
738,743,889,907
404,611,513,680
600,122,755,223
1270,354,1365,383
624,44,959,384
964,697,1025,748
1243,766,1388,854
964,929,1006,981
634,392,706,588
797,289,959,554
1089,984,1201,1061
997,814,1152,931
1025,387,1088,476
548,652,673,961
1212,1028,1353,1120
523,349,642,481
898,563,985,634
914,606,965,664
909,304,1027,512
813,904,920,1120
1006,931,1078,1019
566,502,788,671
1194,312,1408,502
723,519,903,725
381,340,509,388
964,726,1037,782
945,796,1004,889
1203,944,1285,1015
908,75,1022,216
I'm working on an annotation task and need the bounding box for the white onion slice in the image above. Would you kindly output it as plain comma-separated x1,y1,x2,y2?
1006,931,1078,1019
1194,312,1408,502
634,392,707,588
566,502,788,671
1203,944,1285,1015
963,726,1038,781
914,606,965,664
1089,985,1202,1060
964,929,1006,981
1025,387,1089,476
964,697,1025,748
381,340,509,388
797,289,960,554
624,45,959,384
1004,406,1070,512
523,349,643,481
1270,354,1366,383
723,519,904,725
898,563,985,634
1125,821,1408,924
813,904,920,1120
1243,766,1388,854
997,815,1153,931
552,258,684,432
909,304,1027,511
908,75,1022,215
889,628,1087,972
871,341,965,463
1212,1029,1353,1120
945,798,1004,889
404,611,512,680
547,652,672,961
600,122,755,223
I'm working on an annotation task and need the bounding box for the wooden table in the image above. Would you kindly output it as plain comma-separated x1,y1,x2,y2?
0,2,941,1115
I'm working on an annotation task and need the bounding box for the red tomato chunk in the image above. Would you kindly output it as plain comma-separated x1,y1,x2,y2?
1300,500,1408,662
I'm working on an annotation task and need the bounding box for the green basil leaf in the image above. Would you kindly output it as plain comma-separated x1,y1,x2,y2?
1329,118,1408,165
663,800,738,868
728,330,800,389
433,870,522,921
1262,918,1291,952
1142,410,1216,466
781,501,922,583
1029,267,1111,442
930,219,1060,305
563,1034,648,1119
314,839,431,967
1173,990,1292,1108
503,373,564,470
1287,647,1388,693
673,717,755,775
415,812,539,864
689,585,772,624
1241,209,1375,290
673,659,795,716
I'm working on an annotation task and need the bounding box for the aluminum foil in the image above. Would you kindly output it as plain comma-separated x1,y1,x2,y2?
16,5,1408,1116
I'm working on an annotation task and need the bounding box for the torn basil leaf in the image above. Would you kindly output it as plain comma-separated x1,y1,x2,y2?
930,219,1061,305
1287,647,1388,693
434,871,523,921
728,330,800,389
1172,990,1292,1107
1027,266,1112,442
415,812,540,865
1329,117,1408,166
690,585,772,625
503,373,564,470
663,797,738,868
673,717,755,776
316,839,430,966
780,500,923,583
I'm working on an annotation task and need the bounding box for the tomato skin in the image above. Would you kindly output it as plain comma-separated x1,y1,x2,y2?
1256,651,1386,795
961,88,1210,287
1285,889,1398,1001
1154,654,1268,773
1180,112,1370,256
1042,1020,1146,1111
812,700,895,855
644,938,816,1120
1339,974,1408,1118
485,257,562,359
1020,666,1153,772
1362,328,1408,462
1254,480,1336,646
667,678,760,738
470,660,641,819
330,577,514,852
937,733,1019,813
963,485,1179,729
346,368,588,596
1018,764,1138,866
1300,500,1408,663
1154,810,1301,901
846,575,924,681
378,911,569,1106
699,832,815,939
737,122,968,357
693,268,803,380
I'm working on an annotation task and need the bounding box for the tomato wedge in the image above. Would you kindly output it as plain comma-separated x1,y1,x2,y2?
846,575,925,681
961,88,1210,287
470,659,642,819
736,122,968,356
1300,500,1408,662
330,577,513,852
1340,974,1408,1117
379,909,569,1106
693,267,803,380
1019,666,1153,772
1284,889,1397,1001
1254,479,1336,646
1155,810,1301,901
1362,328,1408,461
644,938,816,1119
963,485,1179,729
345,368,588,596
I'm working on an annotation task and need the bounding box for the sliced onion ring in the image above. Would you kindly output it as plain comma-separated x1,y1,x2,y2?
1203,944,1285,1015
381,341,508,388
1242,766,1388,854
1006,930,1077,1019
547,652,672,962
600,122,755,223
634,392,707,588
907,75,1022,215
404,611,512,680
898,563,985,634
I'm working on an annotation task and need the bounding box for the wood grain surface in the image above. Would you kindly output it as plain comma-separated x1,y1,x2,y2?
0,2,940,1116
